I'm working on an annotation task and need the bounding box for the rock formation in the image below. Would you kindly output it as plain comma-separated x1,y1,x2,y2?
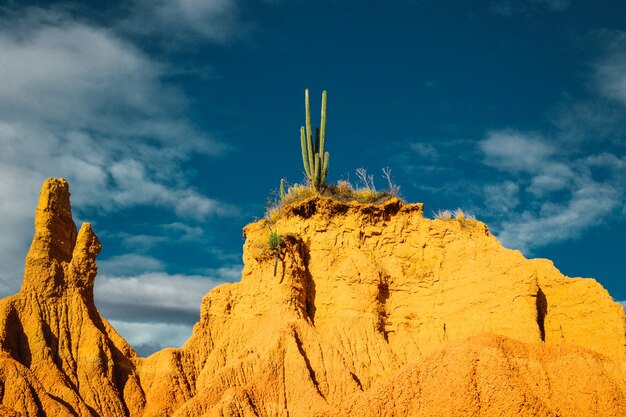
0,179,144,416
0,178,624,416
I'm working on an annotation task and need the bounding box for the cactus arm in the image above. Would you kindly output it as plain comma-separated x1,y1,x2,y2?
321,151,329,185
319,90,327,157
315,128,320,154
313,154,320,189
300,126,310,177
280,178,286,199
305,89,314,175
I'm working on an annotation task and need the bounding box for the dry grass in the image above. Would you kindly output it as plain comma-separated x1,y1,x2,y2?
264,179,398,222
434,208,476,222
434,209,453,220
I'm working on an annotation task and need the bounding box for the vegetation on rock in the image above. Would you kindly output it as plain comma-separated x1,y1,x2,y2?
301,89,330,192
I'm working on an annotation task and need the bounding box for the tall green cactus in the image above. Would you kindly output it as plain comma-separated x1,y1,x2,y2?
300,89,330,192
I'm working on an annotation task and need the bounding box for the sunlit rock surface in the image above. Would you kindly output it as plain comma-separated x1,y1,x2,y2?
0,179,624,416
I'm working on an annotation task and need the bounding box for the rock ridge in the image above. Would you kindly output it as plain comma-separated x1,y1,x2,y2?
0,179,624,416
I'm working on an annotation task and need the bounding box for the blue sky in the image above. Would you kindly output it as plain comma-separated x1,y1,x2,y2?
0,0,624,356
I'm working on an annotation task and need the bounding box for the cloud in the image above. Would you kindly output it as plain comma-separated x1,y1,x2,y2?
483,182,520,215
108,320,195,357
478,130,625,253
95,272,222,323
205,264,243,282
122,0,244,43
491,0,570,16
0,9,233,295
95,270,236,355
594,32,626,106
480,131,555,173
551,32,626,146
410,143,438,159
98,254,166,276
480,131,577,197
528,0,570,11
495,179,620,252
467,31,626,254
109,222,206,252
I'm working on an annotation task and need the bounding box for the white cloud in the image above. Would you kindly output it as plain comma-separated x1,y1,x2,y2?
96,266,240,356
594,33,626,106
98,254,166,276
102,222,207,253
491,0,570,16
0,10,234,295
483,181,520,215
123,0,244,43
480,131,555,173
471,32,626,256
481,130,578,198
410,142,438,159
478,128,626,253
94,272,228,325
205,264,243,282
495,180,620,252
528,0,570,11
108,320,194,357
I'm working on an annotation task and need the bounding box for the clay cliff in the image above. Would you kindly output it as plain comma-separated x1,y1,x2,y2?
0,178,624,416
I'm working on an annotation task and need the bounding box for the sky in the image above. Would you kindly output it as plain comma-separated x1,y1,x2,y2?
0,0,624,356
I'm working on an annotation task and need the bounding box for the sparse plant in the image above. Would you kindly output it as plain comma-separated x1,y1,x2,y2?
434,209,453,220
335,180,353,194
351,168,396,203
263,190,282,224
434,208,476,222
282,182,317,205
300,89,330,192
382,167,400,197
453,208,475,222
268,230,282,276
355,167,376,192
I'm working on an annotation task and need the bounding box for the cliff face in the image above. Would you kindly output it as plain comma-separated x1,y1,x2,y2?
0,179,624,416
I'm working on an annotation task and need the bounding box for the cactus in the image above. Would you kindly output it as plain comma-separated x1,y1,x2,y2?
300,89,330,192
280,178,286,200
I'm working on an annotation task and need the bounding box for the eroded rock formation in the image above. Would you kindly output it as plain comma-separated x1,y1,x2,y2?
0,178,624,416
0,179,144,416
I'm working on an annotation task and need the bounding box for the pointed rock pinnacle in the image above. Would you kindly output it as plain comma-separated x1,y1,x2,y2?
21,178,100,297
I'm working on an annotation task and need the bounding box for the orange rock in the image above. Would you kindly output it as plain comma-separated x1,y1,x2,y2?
0,178,145,416
313,334,626,417
0,181,624,416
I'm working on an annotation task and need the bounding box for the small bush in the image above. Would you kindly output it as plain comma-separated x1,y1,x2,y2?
282,183,317,205
268,230,281,251
434,209,453,220
434,208,476,222
268,230,281,276
453,208,475,221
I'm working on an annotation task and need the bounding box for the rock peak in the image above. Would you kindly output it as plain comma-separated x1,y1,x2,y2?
21,178,100,296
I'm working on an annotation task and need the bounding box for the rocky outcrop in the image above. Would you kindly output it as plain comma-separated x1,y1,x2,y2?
138,196,626,416
0,179,145,416
0,179,624,416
